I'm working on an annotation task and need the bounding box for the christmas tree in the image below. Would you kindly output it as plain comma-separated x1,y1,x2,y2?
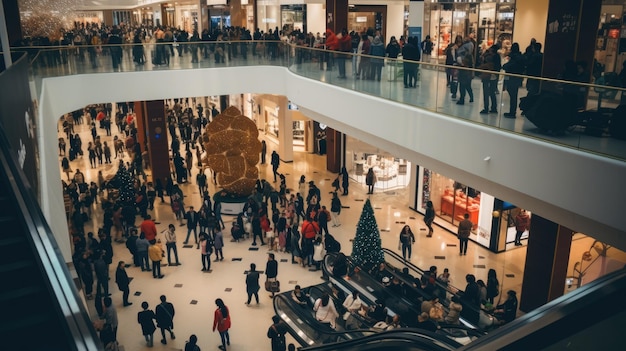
116,162,135,205
351,199,385,272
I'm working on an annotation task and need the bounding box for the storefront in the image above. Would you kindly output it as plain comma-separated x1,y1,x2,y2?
424,0,515,62
413,166,530,253
348,6,386,36
257,0,280,33
345,135,411,191
73,11,104,26
282,5,306,33
594,1,626,76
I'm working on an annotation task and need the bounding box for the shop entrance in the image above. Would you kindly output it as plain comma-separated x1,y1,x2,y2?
348,5,387,39
425,1,514,62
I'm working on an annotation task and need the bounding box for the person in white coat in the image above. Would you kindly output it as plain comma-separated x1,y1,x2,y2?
314,293,339,329
312,236,326,271
342,290,363,329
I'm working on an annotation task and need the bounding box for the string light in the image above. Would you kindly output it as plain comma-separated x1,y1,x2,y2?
19,0,77,38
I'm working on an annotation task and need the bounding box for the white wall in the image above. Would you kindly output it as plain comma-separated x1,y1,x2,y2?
38,66,626,262
386,3,405,40
513,0,548,48
307,3,326,35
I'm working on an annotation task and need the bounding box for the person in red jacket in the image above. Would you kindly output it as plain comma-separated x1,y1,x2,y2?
301,214,320,267
301,215,320,240
140,214,157,242
514,209,530,246
212,298,231,350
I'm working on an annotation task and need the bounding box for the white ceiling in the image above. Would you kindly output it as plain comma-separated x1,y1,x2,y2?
75,0,198,10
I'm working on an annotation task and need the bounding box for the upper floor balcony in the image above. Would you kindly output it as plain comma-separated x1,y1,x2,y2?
21,40,626,161
7,41,626,253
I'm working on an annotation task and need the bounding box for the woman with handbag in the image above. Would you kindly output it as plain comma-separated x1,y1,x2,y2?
342,291,363,328
212,298,231,350
313,293,339,330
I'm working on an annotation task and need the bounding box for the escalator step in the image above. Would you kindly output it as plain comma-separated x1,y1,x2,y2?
0,215,15,223
0,236,24,247
0,285,42,303
0,313,53,334
0,260,33,273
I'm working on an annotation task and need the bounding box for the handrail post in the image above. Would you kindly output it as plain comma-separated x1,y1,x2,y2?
0,0,13,69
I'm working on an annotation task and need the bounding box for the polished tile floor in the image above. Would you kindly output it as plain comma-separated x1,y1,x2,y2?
59,101,624,350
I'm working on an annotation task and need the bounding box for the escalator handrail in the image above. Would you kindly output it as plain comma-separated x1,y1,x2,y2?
273,291,375,346
325,252,488,331
307,284,376,329
299,328,463,351
381,249,489,330
457,267,626,350
382,248,468,302
323,253,420,315
0,115,101,348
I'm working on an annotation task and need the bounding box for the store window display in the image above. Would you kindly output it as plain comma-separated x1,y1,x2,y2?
345,136,411,191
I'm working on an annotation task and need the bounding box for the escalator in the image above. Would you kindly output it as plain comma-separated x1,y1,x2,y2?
299,328,462,351
314,257,626,350
381,248,495,330
0,124,100,350
273,287,375,347
322,253,424,328
458,267,626,350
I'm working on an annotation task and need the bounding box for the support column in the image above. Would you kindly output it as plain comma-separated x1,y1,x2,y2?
326,0,348,33
276,96,293,163
408,0,424,42
136,100,170,184
542,0,601,81
326,128,342,173
520,214,573,312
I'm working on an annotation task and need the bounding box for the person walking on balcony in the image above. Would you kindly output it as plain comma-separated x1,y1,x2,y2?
478,45,501,114
503,43,526,118
421,35,434,67
402,37,420,88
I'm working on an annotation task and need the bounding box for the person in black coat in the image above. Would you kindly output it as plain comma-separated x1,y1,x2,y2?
503,43,527,118
137,301,157,347
267,315,287,351
461,274,481,324
261,140,267,164
266,253,279,297
184,206,199,244
402,36,420,88
494,290,518,324
341,167,349,195
271,151,280,182
75,250,94,299
93,251,109,296
126,228,139,267
115,261,132,306
155,295,176,345
246,263,261,305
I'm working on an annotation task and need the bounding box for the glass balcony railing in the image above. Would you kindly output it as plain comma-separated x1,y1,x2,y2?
15,40,626,161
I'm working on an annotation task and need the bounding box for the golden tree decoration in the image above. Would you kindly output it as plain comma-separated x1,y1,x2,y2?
202,106,262,196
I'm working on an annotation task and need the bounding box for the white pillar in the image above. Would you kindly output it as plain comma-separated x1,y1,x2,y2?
277,96,293,162
408,0,425,43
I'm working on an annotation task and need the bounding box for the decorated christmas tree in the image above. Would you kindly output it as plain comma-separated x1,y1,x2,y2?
351,199,385,272
116,162,135,204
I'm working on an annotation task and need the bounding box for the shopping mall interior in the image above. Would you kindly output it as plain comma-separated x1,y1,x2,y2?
1,0,626,350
